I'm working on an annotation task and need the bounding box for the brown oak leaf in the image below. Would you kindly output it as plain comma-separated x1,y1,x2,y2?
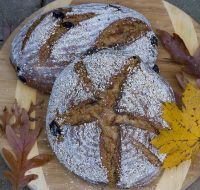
197,79,200,88
0,100,44,133
157,29,200,78
175,72,189,90
1,102,52,190
0,107,12,133
27,100,44,122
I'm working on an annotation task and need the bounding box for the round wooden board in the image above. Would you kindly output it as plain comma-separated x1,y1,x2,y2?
0,0,200,190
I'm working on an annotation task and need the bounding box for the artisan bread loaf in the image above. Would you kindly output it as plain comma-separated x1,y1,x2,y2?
11,3,158,93
46,53,174,188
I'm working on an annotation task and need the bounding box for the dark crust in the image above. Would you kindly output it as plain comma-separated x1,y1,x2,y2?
10,59,59,93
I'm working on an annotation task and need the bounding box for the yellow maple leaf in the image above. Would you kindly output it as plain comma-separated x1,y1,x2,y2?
151,83,200,168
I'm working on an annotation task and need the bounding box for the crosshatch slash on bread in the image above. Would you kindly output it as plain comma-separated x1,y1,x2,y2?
54,57,161,185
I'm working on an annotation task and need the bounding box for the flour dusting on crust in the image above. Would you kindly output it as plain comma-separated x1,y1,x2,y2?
118,125,164,188
46,55,174,187
11,3,158,93
117,63,174,127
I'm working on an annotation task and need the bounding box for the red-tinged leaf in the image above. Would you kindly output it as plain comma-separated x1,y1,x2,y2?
28,100,44,116
157,29,191,64
0,106,12,132
20,174,38,188
11,102,22,128
29,117,36,122
25,154,53,171
11,101,21,116
185,56,200,77
27,102,36,116
18,110,30,140
196,79,200,88
158,29,200,78
27,100,44,122
176,73,189,90
23,126,41,155
16,111,40,159
194,47,200,63
174,91,183,108
6,125,23,157
3,171,16,187
2,101,52,190
2,148,18,173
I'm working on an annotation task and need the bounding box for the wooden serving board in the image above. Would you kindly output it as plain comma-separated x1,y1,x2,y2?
0,0,200,190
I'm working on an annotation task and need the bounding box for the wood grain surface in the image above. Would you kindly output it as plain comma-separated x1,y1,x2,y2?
0,0,200,190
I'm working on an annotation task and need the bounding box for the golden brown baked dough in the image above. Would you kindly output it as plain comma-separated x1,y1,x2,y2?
46,53,174,188
11,3,158,93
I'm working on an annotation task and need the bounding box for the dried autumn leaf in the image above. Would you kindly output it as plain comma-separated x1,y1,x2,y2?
28,100,44,121
173,91,182,109
176,72,189,90
2,102,52,190
175,72,200,90
197,79,200,88
0,100,43,133
157,29,190,63
157,29,200,78
151,83,200,168
11,102,23,128
0,107,12,133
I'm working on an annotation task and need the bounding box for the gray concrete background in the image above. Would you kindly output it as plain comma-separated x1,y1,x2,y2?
0,0,200,189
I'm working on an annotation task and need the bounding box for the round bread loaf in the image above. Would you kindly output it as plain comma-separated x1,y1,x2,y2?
11,3,158,93
46,53,174,188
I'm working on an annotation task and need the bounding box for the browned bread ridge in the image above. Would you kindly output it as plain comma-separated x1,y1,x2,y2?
11,3,158,93
46,53,174,188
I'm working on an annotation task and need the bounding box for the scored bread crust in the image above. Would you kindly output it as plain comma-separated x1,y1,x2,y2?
46,50,174,188
11,3,158,93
